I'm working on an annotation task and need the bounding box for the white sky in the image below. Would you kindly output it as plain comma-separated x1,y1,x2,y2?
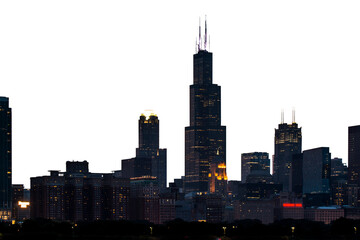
1,1,360,188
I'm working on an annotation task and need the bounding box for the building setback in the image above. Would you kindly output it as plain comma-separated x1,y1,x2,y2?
185,22,226,193
0,97,11,220
273,115,302,192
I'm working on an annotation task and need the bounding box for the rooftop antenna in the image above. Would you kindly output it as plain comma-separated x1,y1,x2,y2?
204,15,207,50
281,109,284,124
198,17,202,51
292,108,296,123
195,38,198,53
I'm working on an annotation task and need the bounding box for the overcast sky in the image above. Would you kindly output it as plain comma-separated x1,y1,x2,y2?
1,1,360,188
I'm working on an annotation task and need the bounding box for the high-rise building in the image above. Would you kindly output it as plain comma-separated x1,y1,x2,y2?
241,152,270,183
185,21,226,193
302,147,331,194
349,126,360,186
136,113,167,191
348,125,360,206
0,97,12,220
273,113,302,192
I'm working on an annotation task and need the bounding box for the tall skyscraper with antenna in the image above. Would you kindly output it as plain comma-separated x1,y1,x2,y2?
273,110,302,192
185,19,226,193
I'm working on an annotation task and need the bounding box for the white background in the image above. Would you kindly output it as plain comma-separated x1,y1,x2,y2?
1,1,360,188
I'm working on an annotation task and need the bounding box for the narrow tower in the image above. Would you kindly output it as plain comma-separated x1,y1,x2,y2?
136,113,167,191
0,97,12,220
185,20,226,193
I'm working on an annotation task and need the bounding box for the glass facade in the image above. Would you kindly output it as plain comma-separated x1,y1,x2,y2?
185,50,226,193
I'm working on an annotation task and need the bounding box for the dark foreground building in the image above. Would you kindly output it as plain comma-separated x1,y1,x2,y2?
31,161,130,221
185,22,226,194
0,97,12,220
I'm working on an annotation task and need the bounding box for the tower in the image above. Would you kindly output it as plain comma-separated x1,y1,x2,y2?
136,113,167,191
349,125,360,186
273,112,301,192
0,97,11,220
185,20,226,193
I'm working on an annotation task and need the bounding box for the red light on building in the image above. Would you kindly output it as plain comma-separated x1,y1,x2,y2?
283,203,303,208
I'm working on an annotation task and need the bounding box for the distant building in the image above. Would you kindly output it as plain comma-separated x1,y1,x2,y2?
130,176,160,224
12,184,30,221
273,114,302,192
209,154,228,198
304,206,344,224
303,147,331,194
0,97,12,220
290,153,303,197
121,157,152,179
185,22,226,193
330,158,348,206
136,114,167,191
31,161,130,221
241,152,270,183
234,199,275,224
348,126,360,206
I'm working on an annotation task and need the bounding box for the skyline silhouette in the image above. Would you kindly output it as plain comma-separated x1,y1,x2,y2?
1,1,360,188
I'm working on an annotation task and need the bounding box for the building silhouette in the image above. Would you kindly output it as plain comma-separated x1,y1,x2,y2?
185,21,226,193
348,125,360,206
136,113,167,191
241,152,270,183
0,97,12,220
273,112,302,192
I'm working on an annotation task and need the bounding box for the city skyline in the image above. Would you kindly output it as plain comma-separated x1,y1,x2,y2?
1,1,360,188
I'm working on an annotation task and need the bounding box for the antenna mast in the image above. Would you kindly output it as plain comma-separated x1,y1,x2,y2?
204,16,207,50
281,109,284,124
292,108,296,123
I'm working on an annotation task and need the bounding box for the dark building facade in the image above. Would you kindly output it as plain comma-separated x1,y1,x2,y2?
273,118,302,192
303,147,331,194
349,126,360,186
185,24,226,193
31,161,130,221
0,97,11,220
136,114,167,191
241,152,270,183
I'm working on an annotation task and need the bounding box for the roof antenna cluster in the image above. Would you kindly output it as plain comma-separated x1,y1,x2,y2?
196,16,208,53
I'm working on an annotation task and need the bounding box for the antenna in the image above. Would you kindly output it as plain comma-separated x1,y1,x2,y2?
292,108,296,123
195,38,197,53
198,17,201,51
281,109,284,124
204,15,207,50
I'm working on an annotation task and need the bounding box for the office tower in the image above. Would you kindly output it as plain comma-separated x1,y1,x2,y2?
185,21,226,193
349,126,360,186
303,147,331,194
0,97,11,220
129,176,160,224
273,112,302,192
330,158,347,206
136,113,167,191
241,152,270,183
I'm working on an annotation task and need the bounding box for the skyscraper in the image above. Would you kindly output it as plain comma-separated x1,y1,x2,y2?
348,125,360,206
273,112,302,192
136,113,167,191
185,21,226,193
349,125,360,186
0,97,11,220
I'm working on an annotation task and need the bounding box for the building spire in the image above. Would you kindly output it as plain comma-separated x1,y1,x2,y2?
281,109,284,124
292,108,296,123
204,15,207,50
